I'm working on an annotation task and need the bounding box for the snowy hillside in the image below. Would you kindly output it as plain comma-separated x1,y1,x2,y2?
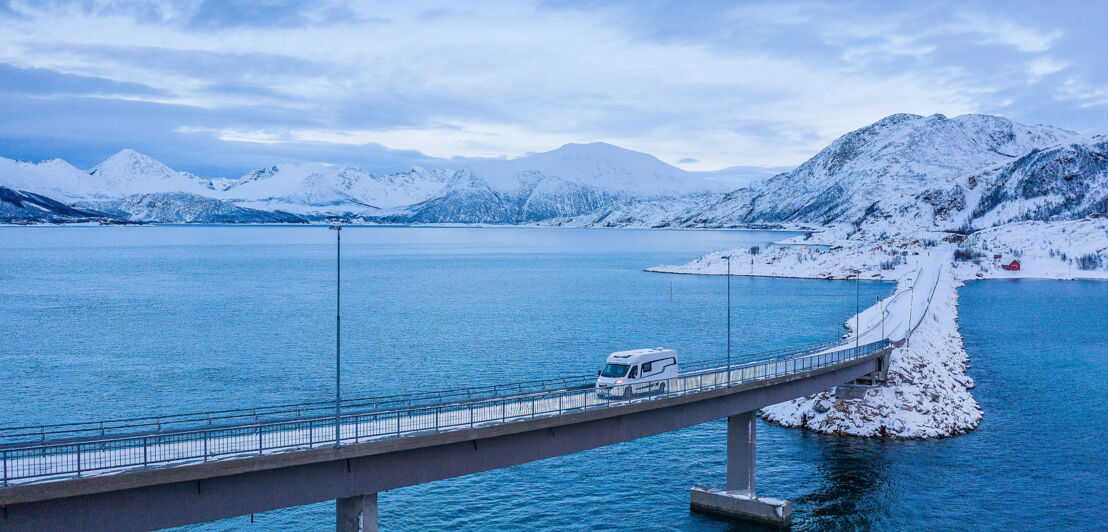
385,143,729,224
0,186,106,223
966,134,1108,228
701,113,1075,226
559,113,1089,230
692,165,791,189
87,149,214,198
385,170,616,224
220,142,727,222
0,157,102,201
466,142,726,195
0,150,215,202
539,193,719,228
76,192,305,224
222,164,452,215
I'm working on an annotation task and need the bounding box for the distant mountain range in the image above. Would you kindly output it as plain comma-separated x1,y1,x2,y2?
0,142,729,224
548,114,1107,231
2,113,1105,229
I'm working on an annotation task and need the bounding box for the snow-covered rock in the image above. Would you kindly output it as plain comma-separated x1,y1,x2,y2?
762,267,982,439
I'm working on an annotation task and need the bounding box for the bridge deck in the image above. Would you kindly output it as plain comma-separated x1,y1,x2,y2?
1,339,887,493
0,340,891,531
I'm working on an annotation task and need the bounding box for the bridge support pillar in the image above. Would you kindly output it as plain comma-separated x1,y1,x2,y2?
851,350,891,386
337,493,377,532
690,411,791,526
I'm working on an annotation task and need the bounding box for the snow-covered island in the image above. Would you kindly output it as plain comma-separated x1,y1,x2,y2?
637,114,1108,439
650,219,1108,439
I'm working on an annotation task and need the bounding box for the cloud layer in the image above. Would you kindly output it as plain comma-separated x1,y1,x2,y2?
0,0,1104,176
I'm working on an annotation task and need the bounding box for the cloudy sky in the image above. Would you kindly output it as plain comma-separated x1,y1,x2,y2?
0,0,1105,177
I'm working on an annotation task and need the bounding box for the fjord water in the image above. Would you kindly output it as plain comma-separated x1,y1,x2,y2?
0,227,1103,530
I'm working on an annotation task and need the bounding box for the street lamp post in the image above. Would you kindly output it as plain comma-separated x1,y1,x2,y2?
907,285,914,348
878,295,884,340
722,255,732,385
330,224,342,447
855,269,860,351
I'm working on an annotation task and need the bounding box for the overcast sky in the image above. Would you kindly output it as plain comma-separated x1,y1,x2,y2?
1,0,1105,177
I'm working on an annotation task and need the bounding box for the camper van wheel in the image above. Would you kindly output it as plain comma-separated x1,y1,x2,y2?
658,383,666,395
623,387,632,400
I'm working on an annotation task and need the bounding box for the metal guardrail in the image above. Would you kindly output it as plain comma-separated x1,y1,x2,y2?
0,339,888,486
907,264,943,340
0,340,844,446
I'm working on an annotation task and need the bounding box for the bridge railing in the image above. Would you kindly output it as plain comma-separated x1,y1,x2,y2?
0,339,888,486
0,374,599,446
0,339,843,446
906,263,944,340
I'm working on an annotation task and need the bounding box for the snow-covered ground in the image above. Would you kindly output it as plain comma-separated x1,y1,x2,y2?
648,217,1108,438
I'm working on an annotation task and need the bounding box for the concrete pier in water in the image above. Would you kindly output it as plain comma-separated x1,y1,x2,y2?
336,493,377,532
690,411,791,526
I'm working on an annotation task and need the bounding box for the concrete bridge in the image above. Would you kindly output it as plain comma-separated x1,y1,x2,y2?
0,339,890,531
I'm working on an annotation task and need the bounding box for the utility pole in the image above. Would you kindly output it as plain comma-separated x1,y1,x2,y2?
723,255,732,385
330,224,342,447
855,270,860,351
878,295,884,340
907,285,914,348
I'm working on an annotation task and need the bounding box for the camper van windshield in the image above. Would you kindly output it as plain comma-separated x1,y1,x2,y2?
601,364,630,378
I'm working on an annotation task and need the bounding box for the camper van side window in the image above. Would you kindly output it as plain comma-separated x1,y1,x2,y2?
642,361,653,373
629,366,638,379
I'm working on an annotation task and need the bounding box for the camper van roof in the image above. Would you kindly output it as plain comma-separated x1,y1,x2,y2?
606,347,675,362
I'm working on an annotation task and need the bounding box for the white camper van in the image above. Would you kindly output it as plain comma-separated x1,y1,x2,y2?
595,347,679,399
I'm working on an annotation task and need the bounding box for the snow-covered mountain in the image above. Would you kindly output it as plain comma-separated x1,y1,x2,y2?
0,157,102,201
540,193,720,228
387,142,727,223
4,115,1103,226
0,149,215,202
86,149,214,198
701,113,1076,226
966,134,1108,228
0,186,106,223
692,165,792,189
219,164,452,215
559,113,1088,229
466,142,725,195
76,192,306,224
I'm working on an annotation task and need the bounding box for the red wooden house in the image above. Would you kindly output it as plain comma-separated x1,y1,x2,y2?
1001,259,1021,271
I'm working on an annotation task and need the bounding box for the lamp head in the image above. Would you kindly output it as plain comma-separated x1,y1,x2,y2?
329,225,342,231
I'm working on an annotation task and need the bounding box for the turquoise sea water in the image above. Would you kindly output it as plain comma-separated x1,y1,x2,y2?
1,226,1103,530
